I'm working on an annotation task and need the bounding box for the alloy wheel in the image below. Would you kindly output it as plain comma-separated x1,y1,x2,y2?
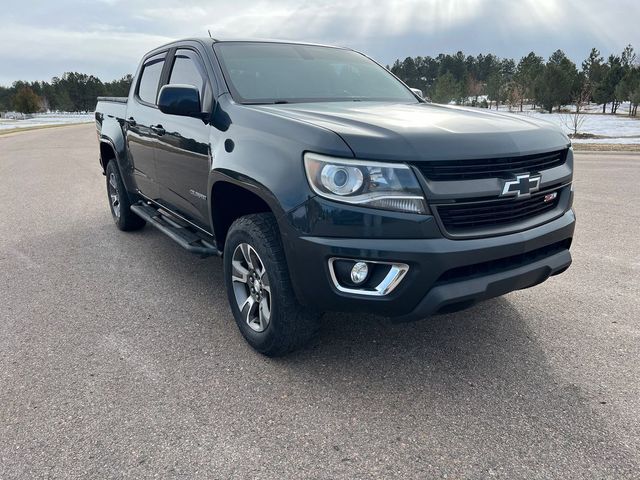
108,172,121,218
231,243,272,332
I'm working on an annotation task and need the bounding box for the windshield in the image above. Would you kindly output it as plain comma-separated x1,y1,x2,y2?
214,42,417,104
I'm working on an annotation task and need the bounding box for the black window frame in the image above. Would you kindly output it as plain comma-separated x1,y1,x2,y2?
135,52,168,108
164,46,214,114
168,49,206,96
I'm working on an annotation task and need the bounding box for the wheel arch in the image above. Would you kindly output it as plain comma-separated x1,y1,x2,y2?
99,137,140,206
209,177,284,251
99,140,117,171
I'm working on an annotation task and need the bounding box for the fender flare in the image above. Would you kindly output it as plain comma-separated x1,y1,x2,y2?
208,170,289,240
99,137,137,203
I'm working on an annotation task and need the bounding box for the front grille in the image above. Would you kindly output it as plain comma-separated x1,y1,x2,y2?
414,149,567,181
435,188,563,236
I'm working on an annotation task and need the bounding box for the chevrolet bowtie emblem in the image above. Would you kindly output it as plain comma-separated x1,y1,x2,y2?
501,173,541,198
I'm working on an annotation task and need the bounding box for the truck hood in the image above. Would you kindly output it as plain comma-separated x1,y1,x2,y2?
249,102,570,161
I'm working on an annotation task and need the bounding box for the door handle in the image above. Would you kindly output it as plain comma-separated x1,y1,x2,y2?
126,117,136,127
151,125,166,135
150,124,166,136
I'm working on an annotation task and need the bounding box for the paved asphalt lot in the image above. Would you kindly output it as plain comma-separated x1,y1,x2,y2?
1,124,639,479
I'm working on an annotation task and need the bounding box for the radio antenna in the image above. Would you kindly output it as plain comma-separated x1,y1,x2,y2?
208,29,212,38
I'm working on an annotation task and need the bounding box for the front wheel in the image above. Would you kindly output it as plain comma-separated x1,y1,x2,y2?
224,213,320,356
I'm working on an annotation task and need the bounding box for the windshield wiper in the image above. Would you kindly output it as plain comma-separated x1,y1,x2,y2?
243,100,291,105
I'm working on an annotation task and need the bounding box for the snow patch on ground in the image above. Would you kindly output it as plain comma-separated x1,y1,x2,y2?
472,104,640,144
0,113,94,131
516,111,640,143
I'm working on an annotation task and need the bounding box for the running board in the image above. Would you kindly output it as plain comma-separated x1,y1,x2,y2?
130,202,221,257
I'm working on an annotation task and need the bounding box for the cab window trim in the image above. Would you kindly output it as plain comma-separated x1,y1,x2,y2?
135,51,168,108
164,46,214,113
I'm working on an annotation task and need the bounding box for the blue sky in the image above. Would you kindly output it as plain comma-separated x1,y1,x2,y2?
1,0,637,85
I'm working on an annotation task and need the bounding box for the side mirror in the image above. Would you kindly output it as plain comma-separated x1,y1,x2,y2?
158,84,202,118
410,87,424,99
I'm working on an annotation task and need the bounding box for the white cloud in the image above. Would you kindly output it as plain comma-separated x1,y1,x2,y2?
1,24,170,66
0,0,637,84
135,0,484,39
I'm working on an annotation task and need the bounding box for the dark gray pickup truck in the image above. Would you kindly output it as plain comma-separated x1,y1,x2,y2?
95,38,575,355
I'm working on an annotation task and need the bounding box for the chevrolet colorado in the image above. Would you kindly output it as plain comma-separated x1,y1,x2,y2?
95,38,575,356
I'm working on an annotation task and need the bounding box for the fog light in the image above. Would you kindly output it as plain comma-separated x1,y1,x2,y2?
350,262,369,284
328,258,409,296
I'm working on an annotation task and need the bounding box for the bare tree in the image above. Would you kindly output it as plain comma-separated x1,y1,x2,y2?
466,76,483,105
506,83,525,112
562,81,592,136
561,83,591,136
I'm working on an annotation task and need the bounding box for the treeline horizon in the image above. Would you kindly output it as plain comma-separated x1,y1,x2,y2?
389,45,639,116
1,44,638,117
0,73,133,114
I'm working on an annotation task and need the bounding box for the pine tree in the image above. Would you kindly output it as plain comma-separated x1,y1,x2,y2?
432,72,459,104
599,55,626,113
581,48,605,107
486,71,504,110
536,50,578,113
515,52,544,110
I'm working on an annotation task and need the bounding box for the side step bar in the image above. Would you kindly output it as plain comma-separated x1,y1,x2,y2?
131,202,221,257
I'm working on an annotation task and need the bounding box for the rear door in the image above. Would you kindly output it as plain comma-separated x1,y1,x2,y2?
125,52,166,199
154,48,213,228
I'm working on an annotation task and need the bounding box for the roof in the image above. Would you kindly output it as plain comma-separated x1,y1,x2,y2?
155,37,348,51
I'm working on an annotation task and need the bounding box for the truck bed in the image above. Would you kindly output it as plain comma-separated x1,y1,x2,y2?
97,96,127,103
95,97,128,120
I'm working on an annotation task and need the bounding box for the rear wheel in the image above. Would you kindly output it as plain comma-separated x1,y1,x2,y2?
224,213,320,356
105,161,145,231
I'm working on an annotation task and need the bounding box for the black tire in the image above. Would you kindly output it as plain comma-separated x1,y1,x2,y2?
105,161,145,231
224,213,320,356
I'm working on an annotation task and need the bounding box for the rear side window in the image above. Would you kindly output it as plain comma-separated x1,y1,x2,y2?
168,50,206,98
137,56,165,104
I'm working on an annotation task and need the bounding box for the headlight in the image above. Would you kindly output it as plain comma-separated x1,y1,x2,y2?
304,152,427,214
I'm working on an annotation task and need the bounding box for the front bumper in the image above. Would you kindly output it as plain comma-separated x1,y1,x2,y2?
282,208,575,320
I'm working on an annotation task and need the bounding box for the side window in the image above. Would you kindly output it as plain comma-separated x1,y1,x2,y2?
168,50,206,98
137,56,165,104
